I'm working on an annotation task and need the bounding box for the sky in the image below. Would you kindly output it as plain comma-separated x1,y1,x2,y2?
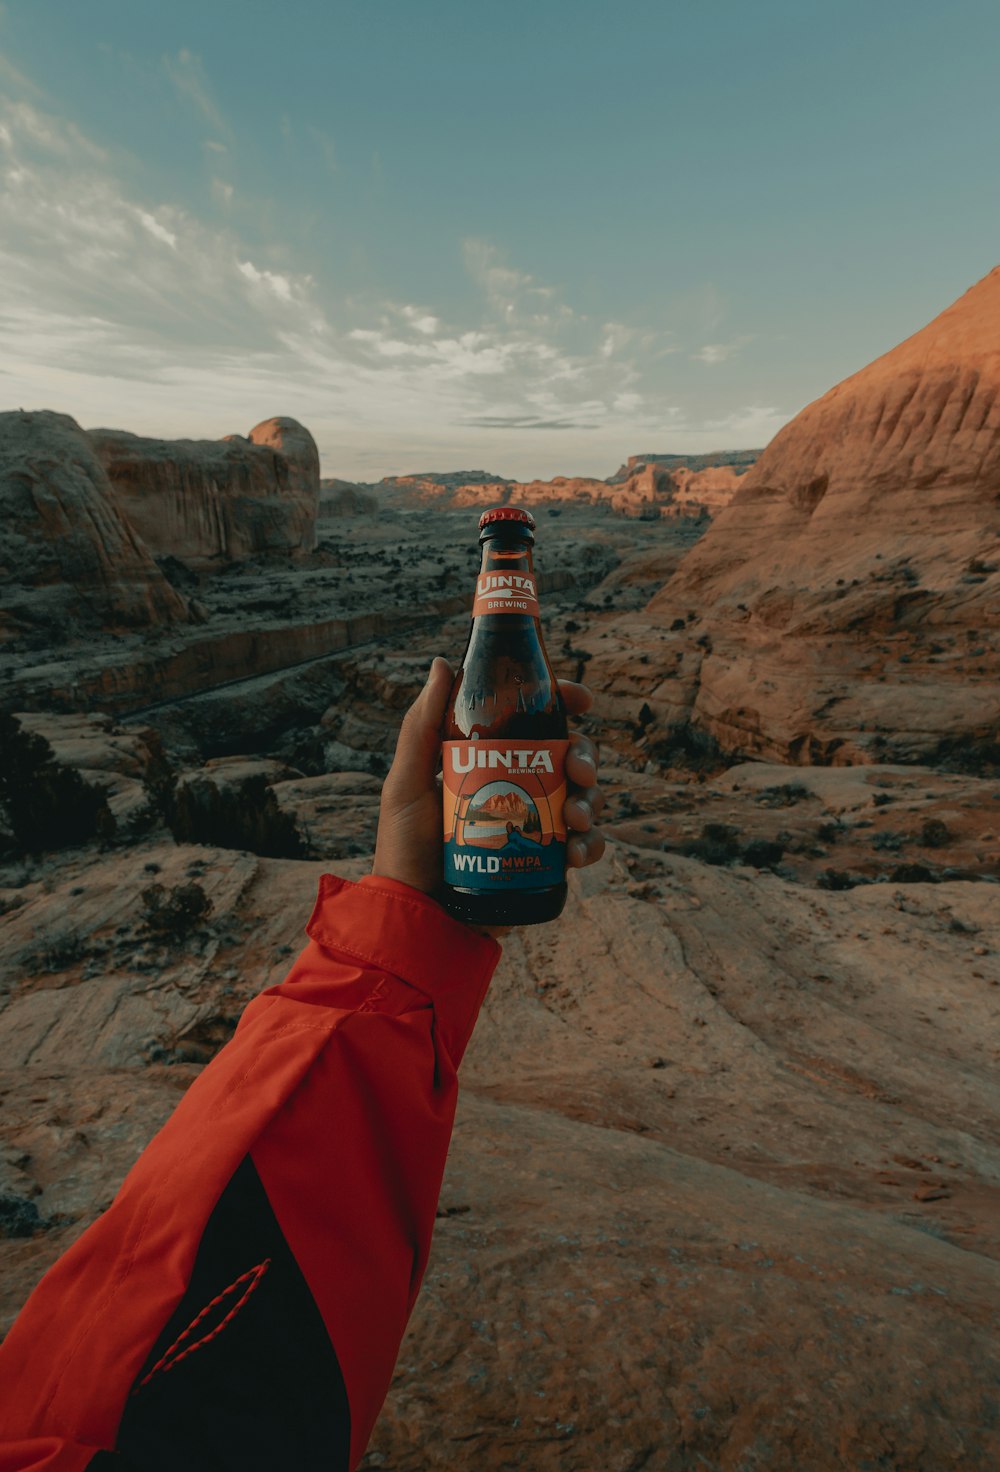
1,0,998,482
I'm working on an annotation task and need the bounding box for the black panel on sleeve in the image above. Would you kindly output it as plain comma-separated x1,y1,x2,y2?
113,1155,351,1471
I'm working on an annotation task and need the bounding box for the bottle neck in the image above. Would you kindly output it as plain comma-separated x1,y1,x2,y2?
472,534,539,621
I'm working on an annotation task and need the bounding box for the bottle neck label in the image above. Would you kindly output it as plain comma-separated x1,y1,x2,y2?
442,738,567,892
471,571,540,618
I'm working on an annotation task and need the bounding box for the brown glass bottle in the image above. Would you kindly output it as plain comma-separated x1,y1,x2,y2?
439,506,568,927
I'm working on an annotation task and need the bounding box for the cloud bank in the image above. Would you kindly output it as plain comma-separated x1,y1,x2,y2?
0,75,789,479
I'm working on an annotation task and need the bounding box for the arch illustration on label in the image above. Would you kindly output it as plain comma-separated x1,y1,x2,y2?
442,738,568,891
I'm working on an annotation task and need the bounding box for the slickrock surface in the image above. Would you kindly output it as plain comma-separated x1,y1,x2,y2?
599,269,1000,765
2,837,998,1470
89,415,319,565
2,360,999,1468
0,410,189,639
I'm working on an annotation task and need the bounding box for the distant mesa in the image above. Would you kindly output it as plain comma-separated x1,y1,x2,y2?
606,449,761,483
371,453,758,521
594,265,1000,766
380,470,514,495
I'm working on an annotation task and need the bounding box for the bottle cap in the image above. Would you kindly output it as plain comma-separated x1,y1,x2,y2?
479,505,536,531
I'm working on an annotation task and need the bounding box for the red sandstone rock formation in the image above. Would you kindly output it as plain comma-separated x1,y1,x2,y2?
594,267,1000,764
0,410,189,640
382,462,744,521
89,416,319,566
668,462,744,514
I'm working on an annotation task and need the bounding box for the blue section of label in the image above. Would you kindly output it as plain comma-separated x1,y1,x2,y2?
445,832,566,892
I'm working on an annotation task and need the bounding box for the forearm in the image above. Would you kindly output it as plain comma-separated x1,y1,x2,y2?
0,875,499,1472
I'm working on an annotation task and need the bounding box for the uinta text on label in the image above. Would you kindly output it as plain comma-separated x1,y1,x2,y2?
449,746,555,774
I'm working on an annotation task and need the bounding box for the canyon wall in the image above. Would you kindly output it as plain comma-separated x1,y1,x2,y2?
593,267,1000,765
0,410,189,640
90,415,319,565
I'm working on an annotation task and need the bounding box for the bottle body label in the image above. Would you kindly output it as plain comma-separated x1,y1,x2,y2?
442,738,568,891
471,572,540,618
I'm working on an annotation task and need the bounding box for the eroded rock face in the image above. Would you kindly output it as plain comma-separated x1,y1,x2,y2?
376,461,747,520
89,415,319,566
0,410,189,640
600,268,1000,764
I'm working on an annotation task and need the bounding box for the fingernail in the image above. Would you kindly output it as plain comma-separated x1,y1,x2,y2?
576,750,596,771
575,798,593,823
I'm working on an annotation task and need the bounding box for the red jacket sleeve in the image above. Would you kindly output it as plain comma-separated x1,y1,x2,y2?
0,874,500,1472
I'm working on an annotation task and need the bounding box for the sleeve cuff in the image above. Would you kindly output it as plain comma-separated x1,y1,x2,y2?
305,872,500,1018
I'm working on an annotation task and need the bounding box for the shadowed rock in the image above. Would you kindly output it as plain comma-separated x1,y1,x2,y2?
0,410,189,640
89,415,319,566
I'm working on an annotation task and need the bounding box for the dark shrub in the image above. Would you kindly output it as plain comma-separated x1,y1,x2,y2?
686,822,742,866
756,784,811,808
0,1193,49,1239
141,881,213,940
817,868,858,891
889,863,937,884
169,774,305,859
741,839,785,870
0,713,115,855
919,818,952,849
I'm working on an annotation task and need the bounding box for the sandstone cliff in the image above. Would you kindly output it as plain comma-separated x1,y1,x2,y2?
607,449,760,482
377,460,746,520
594,268,1000,765
0,410,189,641
89,416,319,566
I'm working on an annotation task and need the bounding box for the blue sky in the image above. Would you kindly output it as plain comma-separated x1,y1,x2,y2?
1,0,998,479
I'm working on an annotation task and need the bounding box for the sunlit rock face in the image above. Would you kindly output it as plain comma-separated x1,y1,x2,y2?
595,267,1000,766
89,415,319,566
376,461,747,520
0,409,189,641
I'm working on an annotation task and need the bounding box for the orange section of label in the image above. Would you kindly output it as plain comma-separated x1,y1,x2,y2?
442,738,568,891
471,572,540,618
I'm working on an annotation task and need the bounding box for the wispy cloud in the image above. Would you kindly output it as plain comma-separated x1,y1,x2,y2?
462,414,598,431
162,49,230,142
0,73,788,478
702,404,786,442
305,123,337,175
693,336,752,366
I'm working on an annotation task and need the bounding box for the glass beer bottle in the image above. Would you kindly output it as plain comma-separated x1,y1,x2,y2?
440,506,568,927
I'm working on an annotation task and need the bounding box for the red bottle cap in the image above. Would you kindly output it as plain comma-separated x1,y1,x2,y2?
478,505,536,531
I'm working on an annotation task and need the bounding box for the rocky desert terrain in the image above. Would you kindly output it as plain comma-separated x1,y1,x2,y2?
2,270,1000,1470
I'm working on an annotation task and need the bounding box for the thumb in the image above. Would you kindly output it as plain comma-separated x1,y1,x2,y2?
385,657,454,801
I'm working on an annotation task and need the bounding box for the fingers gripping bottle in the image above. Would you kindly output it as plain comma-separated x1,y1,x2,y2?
440,506,568,927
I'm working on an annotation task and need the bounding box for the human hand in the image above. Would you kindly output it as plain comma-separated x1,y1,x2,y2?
372,657,606,924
